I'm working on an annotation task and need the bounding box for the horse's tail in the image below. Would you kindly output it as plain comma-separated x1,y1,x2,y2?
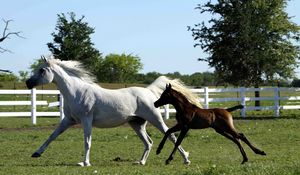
226,105,244,112
147,76,202,108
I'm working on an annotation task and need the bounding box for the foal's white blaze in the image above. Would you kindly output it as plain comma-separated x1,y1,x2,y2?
26,57,191,166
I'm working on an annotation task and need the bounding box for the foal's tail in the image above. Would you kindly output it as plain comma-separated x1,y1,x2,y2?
226,105,244,112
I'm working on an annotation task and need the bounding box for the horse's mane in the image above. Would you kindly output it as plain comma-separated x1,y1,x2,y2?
47,57,97,84
148,76,202,108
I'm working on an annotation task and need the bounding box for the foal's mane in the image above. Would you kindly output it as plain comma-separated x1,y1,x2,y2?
47,57,97,84
171,88,201,108
169,81,202,108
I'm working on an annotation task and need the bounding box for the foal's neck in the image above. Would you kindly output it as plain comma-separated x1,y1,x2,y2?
171,91,194,113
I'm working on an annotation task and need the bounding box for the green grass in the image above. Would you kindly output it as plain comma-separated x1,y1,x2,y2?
0,117,300,175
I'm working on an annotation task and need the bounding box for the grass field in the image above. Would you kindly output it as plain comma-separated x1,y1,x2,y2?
0,117,299,175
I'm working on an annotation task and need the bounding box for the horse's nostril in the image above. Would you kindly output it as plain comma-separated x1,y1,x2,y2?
26,79,34,89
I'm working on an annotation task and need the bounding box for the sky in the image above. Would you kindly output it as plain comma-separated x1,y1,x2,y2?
1,0,300,77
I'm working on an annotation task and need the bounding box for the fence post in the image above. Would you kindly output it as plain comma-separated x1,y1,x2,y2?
274,87,280,117
59,93,64,121
240,87,246,117
204,87,209,109
31,88,37,125
164,104,169,120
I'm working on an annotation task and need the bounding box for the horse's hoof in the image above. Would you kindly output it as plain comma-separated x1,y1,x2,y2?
156,149,161,155
133,161,145,165
77,162,91,167
184,160,191,165
31,152,41,158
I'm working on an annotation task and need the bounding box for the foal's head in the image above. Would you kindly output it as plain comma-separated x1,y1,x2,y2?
154,83,176,108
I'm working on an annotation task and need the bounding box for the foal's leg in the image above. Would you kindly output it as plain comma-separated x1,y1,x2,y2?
141,109,190,165
166,126,189,165
128,118,153,165
238,133,266,156
32,117,75,157
156,123,181,155
214,128,248,164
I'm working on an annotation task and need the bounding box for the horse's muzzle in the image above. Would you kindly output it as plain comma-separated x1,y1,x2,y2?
26,79,36,89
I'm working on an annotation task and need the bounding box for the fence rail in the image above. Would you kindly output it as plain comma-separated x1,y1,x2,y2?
0,89,64,125
1,87,300,124
160,87,300,119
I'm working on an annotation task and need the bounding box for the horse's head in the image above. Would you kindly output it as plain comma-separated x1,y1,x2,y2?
26,56,54,89
154,83,174,108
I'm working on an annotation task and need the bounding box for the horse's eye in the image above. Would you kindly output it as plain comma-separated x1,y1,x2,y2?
39,68,45,74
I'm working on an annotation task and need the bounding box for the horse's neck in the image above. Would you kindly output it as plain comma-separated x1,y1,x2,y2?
52,65,83,97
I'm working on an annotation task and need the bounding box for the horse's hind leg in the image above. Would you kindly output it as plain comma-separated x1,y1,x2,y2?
128,117,153,165
238,133,266,156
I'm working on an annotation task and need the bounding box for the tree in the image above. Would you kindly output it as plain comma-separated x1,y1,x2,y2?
47,12,102,75
97,53,143,83
0,19,24,53
0,19,24,73
18,71,29,82
0,72,18,82
190,0,300,87
29,59,44,72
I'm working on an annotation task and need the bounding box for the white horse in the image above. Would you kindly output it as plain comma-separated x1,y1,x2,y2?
26,56,197,166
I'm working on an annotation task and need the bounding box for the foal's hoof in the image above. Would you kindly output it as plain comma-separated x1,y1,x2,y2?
241,159,248,164
260,151,267,156
156,149,161,155
165,159,171,165
31,152,41,158
165,157,173,165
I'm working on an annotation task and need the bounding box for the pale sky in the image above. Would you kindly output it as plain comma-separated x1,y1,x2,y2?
1,0,300,77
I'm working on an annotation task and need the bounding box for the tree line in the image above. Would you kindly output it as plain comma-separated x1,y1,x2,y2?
1,0,300,88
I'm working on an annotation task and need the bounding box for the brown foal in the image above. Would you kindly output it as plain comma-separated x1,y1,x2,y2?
154,84,266,165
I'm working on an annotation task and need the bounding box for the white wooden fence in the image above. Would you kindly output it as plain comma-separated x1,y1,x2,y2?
160,87,300,119
1,87,300,124
0,89,64,125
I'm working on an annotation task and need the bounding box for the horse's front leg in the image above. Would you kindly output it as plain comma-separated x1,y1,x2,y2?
166,126,189,165
78,116,93,167
32,117,75,157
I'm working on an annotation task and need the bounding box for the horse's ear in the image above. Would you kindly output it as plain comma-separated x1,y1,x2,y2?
41,56,47,62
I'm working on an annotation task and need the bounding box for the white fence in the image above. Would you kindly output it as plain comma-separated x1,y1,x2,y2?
1,87,300,124
0,89,64,125
160,87,300,119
